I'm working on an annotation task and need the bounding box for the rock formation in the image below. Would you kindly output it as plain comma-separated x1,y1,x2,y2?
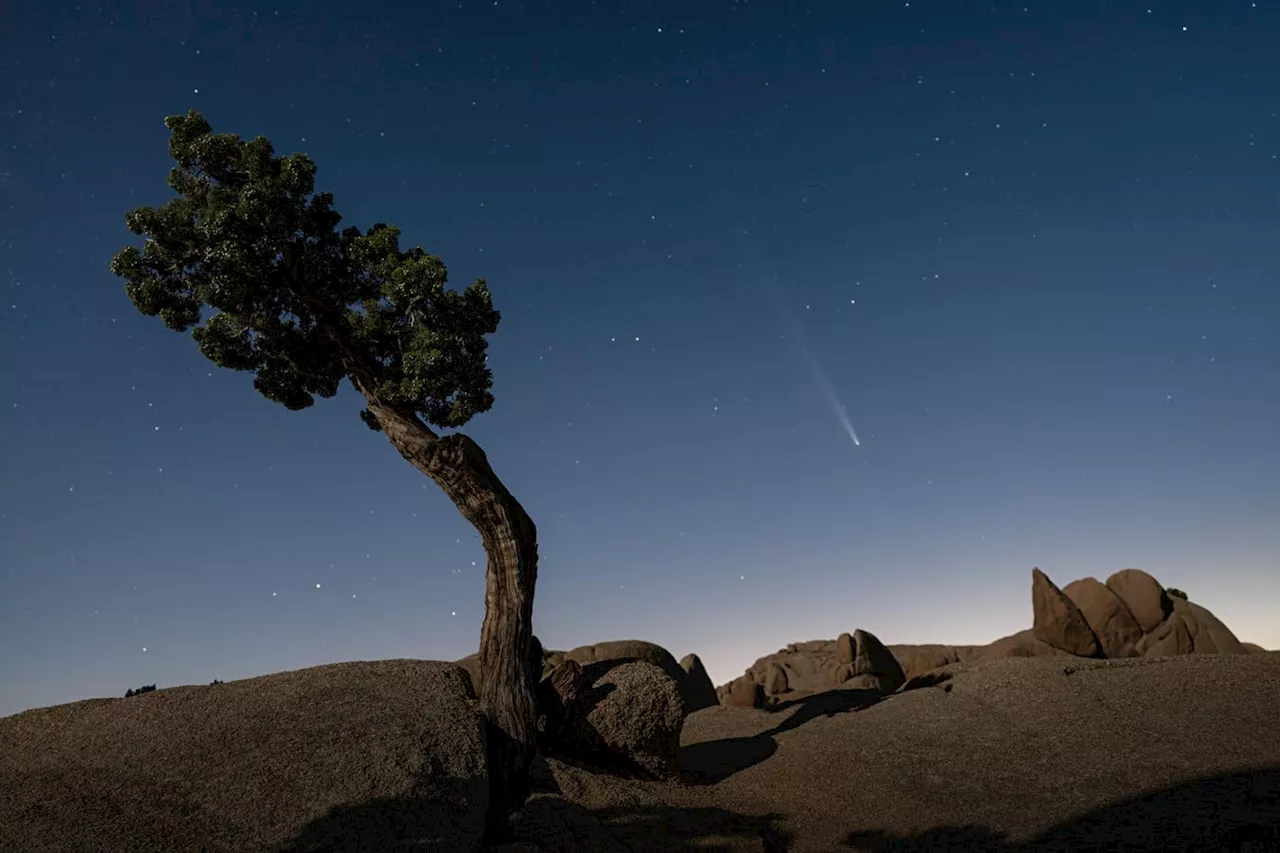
1059,568,1244,660
535,658,589,751
1138,595,1246,656
1031,567,1102,657
725,678,765,708
458,637,720,718
1105,568,1172,633
679,653,719,712
541,660,684,781
0,660,490,852
764,661,789,696
887,643,986,682
717,567,1255,698
562,640,684,689
1061,576,1143,658
836,629,906,693
715,628,903,707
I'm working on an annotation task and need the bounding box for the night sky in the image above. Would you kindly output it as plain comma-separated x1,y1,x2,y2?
3,1,1278,718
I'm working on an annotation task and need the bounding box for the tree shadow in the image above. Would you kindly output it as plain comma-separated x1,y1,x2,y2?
268,716,1280,852
586,803,794,852
681,687,884,786
845,825,1008,850
282,790,488,852
842,765,1280,852
517,752,800,851
282,789,794,852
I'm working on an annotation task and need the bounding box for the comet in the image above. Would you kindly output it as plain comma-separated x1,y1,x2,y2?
735,226,863,450
770,288,862,448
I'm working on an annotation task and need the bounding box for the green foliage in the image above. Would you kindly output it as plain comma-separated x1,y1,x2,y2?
1166,587,1188,600
109,109,501,429
124,684,157,698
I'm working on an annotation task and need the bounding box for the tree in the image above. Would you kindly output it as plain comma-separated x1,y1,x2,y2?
108,110,540,823
1167,587,1188,601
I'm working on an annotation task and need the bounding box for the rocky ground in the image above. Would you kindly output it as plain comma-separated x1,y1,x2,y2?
2,567,1276,852
525,652,1280,852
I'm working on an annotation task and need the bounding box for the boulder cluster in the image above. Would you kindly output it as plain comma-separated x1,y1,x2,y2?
716,628,906,709
456,639,718,782
1030,567,1245,659
723,567,1258,702
457,569,1255,727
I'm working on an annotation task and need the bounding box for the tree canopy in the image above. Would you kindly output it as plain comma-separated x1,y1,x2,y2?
109,109,501,430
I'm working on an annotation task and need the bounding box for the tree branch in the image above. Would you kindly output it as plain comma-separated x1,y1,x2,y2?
280,241,401,413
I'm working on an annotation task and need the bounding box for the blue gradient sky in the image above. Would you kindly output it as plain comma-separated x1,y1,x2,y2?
2,1,1278,717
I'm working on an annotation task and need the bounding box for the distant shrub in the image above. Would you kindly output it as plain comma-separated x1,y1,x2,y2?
210,679,223,685
1166,587,1188,600
124,683,156,698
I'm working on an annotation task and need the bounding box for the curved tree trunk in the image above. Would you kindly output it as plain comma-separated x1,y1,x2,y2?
361,397,539,827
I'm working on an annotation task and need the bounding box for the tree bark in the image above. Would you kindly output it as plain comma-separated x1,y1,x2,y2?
361,396,539,827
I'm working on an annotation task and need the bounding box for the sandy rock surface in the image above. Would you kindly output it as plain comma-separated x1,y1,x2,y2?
0,660,489,853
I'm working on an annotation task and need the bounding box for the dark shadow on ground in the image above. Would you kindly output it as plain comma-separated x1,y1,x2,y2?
520,758,792,850
762,687,883,737
682,686,884,785
680,733,779,785
284,790,485,852
898,671,954,692
842,765,1280,852
587,803,794,852
283,788,793,852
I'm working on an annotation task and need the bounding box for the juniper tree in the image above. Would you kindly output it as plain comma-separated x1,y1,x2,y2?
109,110,540,821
